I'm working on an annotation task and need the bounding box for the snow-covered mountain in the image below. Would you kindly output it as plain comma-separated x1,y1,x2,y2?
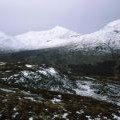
0,26,80,52
73,19,120,51
14,26,80,50
0,19,120,52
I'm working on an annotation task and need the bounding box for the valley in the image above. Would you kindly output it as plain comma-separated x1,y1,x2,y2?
0,19,120,119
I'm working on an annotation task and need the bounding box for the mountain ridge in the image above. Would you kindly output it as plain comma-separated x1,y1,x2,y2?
0,19,120,52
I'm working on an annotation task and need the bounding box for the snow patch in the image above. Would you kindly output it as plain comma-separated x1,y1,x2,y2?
29,117,33,120
47,67,57,75
62,113,68,119
21,71,29,77
112,114,120,120
74,81,95,96
25,64,34,68
38,70,48,76
0,62,6,66
51,98,62,104
24,97,36,102
0,88,16,93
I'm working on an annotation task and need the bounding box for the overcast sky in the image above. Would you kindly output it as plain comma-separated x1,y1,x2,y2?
0,0,120,35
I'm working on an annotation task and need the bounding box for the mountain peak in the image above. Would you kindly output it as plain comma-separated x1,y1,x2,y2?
51,26,70,32
105,19,120,30
18,26,71,36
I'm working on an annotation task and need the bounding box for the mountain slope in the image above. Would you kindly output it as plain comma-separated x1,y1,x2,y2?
73,19,120,52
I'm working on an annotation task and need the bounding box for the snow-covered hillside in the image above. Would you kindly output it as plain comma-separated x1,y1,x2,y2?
0,19,120,52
